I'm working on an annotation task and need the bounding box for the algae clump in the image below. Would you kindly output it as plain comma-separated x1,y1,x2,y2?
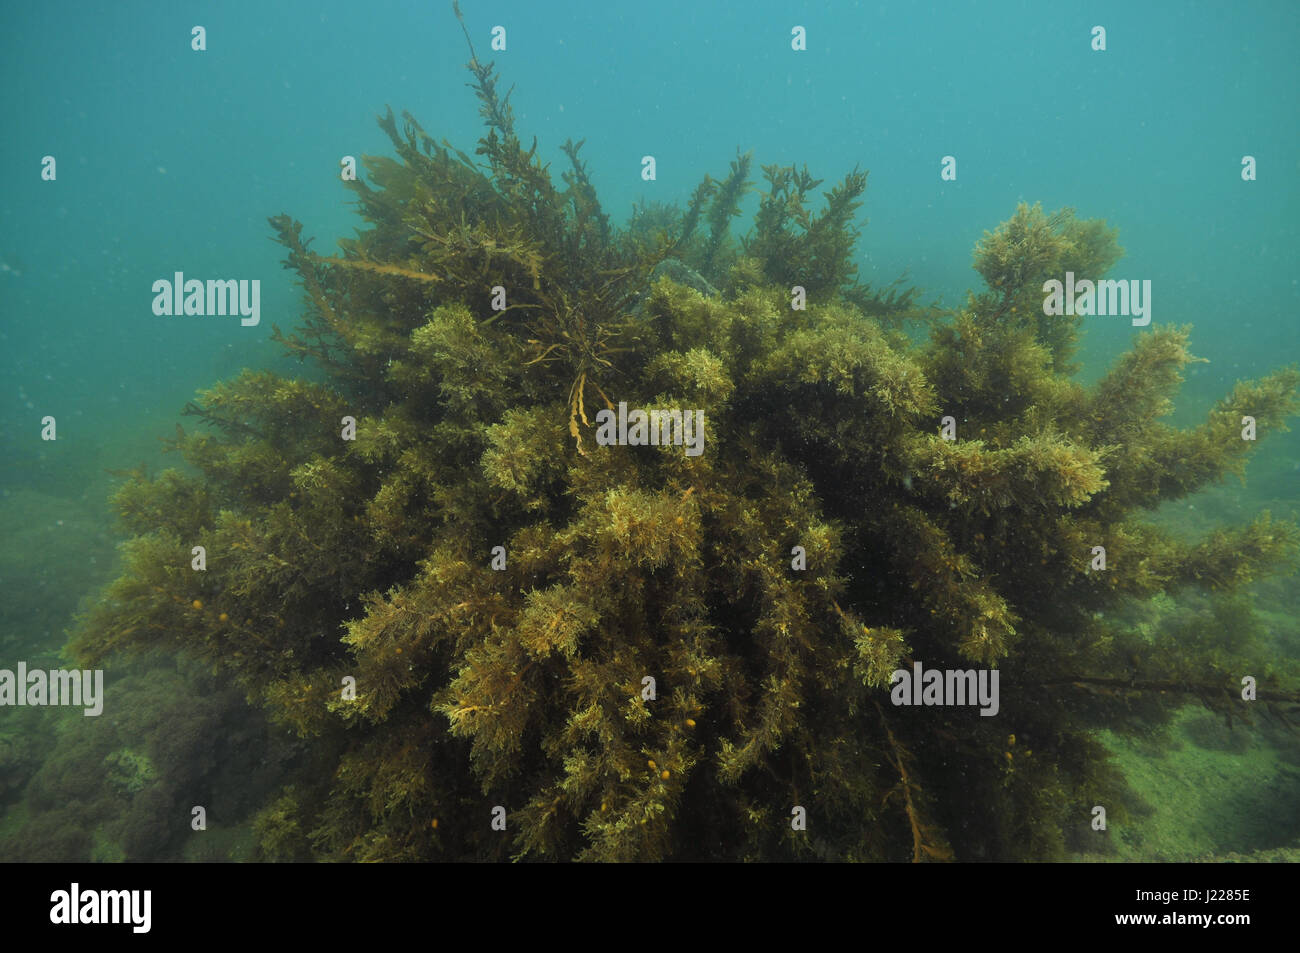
72,8,1300,862
104,748,155,796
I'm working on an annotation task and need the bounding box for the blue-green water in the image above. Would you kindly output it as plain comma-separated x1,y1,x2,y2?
1,1,1297,862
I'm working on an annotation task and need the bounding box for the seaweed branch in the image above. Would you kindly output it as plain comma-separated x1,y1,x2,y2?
874,701,954,862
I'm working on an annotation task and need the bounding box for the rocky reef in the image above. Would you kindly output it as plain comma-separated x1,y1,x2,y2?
71,11,1300,861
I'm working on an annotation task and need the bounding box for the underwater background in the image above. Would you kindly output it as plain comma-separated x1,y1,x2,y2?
1,0,1297,861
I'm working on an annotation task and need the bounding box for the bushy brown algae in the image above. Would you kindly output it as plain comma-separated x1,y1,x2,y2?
71,15,1300,861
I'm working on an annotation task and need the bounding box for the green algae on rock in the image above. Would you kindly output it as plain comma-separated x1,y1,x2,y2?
71,16,1300,862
